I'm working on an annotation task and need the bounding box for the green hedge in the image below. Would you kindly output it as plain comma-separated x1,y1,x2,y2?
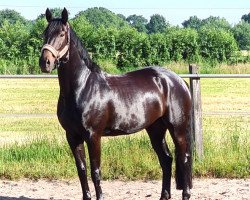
0,17,241,74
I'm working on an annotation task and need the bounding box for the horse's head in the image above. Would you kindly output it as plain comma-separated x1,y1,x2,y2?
39,8,70,73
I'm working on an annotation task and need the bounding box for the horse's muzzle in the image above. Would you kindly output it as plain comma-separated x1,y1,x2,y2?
39,51,56,73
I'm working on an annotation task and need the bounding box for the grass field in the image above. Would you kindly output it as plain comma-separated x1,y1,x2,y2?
0,75,249,180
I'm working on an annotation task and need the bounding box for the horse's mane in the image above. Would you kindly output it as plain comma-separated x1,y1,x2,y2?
70,28,101,73
45,19,101,73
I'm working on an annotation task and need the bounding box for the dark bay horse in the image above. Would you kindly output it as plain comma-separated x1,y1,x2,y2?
39,8,193,200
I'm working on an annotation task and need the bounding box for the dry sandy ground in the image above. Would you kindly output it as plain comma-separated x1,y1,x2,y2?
0,178,249,200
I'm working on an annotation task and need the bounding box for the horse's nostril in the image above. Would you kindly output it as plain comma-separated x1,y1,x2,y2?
46,59,50,66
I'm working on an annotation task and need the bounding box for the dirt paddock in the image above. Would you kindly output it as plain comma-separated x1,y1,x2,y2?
0,178,249,200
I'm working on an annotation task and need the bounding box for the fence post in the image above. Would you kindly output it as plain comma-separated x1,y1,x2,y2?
189,64,203,159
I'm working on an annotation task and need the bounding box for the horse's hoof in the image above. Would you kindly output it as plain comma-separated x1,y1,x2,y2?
83,194,91,200
97,196,104,200
182,188,191,200
182,193,191,200
83,198,91,200
160,191,171,200
160,197,170,200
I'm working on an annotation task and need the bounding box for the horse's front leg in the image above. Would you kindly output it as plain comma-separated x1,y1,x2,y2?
87,134,103,200
66,132,91,200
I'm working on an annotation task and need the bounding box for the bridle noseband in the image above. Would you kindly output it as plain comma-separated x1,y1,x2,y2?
41,23,70,69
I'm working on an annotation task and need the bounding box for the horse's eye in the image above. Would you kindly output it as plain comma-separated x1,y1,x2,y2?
60,33,65,37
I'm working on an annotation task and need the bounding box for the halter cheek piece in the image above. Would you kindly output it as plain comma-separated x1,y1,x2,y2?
41,23,70,69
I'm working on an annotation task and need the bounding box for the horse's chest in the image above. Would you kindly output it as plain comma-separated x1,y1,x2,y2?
57,99,84,132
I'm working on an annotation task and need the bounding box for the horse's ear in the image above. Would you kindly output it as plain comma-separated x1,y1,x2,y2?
45,8,52,22
61,8,68,24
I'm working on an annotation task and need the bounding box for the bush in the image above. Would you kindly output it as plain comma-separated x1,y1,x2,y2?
198,28,239,63
232,21,250,50
147,33,171,65
166,28,200,63
0,14,243,74
116,28,148,69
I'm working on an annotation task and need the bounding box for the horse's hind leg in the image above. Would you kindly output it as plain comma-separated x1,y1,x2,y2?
166,83,193,199
146,120,173,200
168,123,192,200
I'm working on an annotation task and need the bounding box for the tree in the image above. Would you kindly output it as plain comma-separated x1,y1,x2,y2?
71,15,94,48
182,16,202,29
116,27,148,68
117,14,126,21
201,16,231,30
166,28,199,62
241,13,250,23
90,27,118,62
76,7,129,29
147,14,168,34
147,33,171,65
198,27,238,62
28,18,47,56
26,18,47,74
0,20,29,59
126,14,148,32
0,9,27,25
232,21,250,50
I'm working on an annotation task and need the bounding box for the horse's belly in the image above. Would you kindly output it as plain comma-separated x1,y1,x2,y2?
108,93,165,135
110,116,146,134
109,107,162,135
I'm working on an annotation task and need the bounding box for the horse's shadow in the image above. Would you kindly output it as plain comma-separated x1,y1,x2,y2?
0,197,46,200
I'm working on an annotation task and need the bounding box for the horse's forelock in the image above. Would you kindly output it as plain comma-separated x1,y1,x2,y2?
44,19,63,38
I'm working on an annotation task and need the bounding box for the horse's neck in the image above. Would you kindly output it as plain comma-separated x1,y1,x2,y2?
57,47,91,100
57,33,104,101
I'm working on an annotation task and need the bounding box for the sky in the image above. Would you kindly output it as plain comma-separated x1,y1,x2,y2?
1,0,250,26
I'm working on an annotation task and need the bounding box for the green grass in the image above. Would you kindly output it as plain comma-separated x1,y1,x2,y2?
0,79,58,114
0,117,64,146
194,116,250,178
0,137,76,179
201,78,250,113
0,76,249,180
1,119,249,180
164,62,250,74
